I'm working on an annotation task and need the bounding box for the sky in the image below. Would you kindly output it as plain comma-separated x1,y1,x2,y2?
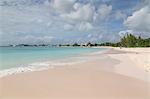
0,0,150,45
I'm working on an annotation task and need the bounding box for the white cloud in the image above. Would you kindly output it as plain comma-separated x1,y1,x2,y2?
124,5,150,33
94,4,112,21
61,3,94,22
51,0,76,13
60,3,112,31
73,2,82,10
78,22,93,31
64,24,74,30
115,10,127,20
0,0,115,45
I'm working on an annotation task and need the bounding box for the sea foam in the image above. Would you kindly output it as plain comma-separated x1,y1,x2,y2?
0,59,85,78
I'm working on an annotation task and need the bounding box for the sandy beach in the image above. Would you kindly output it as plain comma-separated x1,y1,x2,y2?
0,48,150,99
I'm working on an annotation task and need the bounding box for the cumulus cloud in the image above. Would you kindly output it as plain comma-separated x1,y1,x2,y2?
94,4,112,21
60,3,112,31
51,0,76,13
78,22,93,31
73,2,82,10
124,0,150,36
60,3,94,22
3,0,143,45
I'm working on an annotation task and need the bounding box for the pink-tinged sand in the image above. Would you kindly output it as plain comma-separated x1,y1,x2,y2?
0,48,150,99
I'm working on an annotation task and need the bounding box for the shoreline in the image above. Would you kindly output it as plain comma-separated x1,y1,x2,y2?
0,47,150,99
0,47,107,78
0,47,150,80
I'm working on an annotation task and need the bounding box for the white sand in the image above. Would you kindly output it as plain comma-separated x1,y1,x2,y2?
0,48,150,99
114,48,150,72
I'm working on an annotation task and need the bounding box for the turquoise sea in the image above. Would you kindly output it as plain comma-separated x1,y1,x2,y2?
0,47,104,71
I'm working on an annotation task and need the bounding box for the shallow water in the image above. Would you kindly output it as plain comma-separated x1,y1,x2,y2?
0,47,104,70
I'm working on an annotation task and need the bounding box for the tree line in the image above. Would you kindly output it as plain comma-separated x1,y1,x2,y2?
59,34,150,47
101,34,150,47
8,34,149,48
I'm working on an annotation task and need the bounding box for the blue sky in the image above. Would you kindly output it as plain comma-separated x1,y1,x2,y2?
0,0,150,45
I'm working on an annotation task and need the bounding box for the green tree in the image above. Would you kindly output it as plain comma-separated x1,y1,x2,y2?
120,34,137,47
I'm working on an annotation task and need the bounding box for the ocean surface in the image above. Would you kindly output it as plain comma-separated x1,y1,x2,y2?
0,47,105,72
